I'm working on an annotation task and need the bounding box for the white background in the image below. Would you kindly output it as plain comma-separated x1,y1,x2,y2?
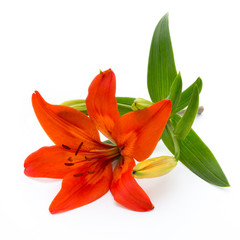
1,0,240,239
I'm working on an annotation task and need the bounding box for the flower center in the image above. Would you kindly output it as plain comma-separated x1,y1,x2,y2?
62,142,120,170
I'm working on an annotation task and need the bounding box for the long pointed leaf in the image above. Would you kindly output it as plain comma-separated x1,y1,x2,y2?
164,122,180,158
168,72,182,114
176,77,202,113
147,13,177,102
174,85,199,140
162,115,229,187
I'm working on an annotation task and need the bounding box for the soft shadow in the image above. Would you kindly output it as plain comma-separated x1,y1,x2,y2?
28,177,61,183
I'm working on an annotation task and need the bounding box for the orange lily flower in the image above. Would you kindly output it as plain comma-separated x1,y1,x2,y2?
24,69,172,213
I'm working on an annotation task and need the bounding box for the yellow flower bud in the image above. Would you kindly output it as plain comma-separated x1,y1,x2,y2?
131,98,153,111
132,156,177,179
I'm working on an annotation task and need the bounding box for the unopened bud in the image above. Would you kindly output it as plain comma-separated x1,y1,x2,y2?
131,98,153,111
61,99,88,114
132,156,177,179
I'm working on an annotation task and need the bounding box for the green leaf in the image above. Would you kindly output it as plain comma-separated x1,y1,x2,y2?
162,114,229,187
147,13,177,102
174,85,199,140
116,97,135,115
175,77,202,113
117,103,133,116
164,122,180,158
168,72,182,114
116,97,136,105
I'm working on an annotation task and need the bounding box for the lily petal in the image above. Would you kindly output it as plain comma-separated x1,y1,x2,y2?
49,162,113,214
110,156,154,212
24,146,86,179
112,100,172,161
32,91,107,151
86,69,120,141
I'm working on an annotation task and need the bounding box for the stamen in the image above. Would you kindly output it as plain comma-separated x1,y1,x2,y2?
62,144,71,150
75,142,83,156
64,162,75,166
73,173,84,177
67,157,73,162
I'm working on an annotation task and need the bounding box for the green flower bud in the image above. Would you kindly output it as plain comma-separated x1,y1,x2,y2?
131,98,153,111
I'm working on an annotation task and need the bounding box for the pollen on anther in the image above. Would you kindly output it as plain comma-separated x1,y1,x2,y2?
65,162,74,166
75,142,83,156
62,144,71,150
73,173,84,177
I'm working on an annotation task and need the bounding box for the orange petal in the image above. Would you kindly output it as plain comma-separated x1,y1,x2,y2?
32,91,107,151
86,69,120,141
49,162,113,214
112,100,172,161
110,156,154,212
24,146,88,179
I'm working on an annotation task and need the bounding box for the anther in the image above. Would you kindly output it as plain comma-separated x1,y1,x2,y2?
64,162,75,166
62,144,71,150
73,173,84,177
88,171,95,174
75,142,83,156
67,157,73,162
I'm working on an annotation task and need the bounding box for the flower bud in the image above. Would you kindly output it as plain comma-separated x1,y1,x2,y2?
132,156,177,179
131,98,153,111
61,100,88,114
